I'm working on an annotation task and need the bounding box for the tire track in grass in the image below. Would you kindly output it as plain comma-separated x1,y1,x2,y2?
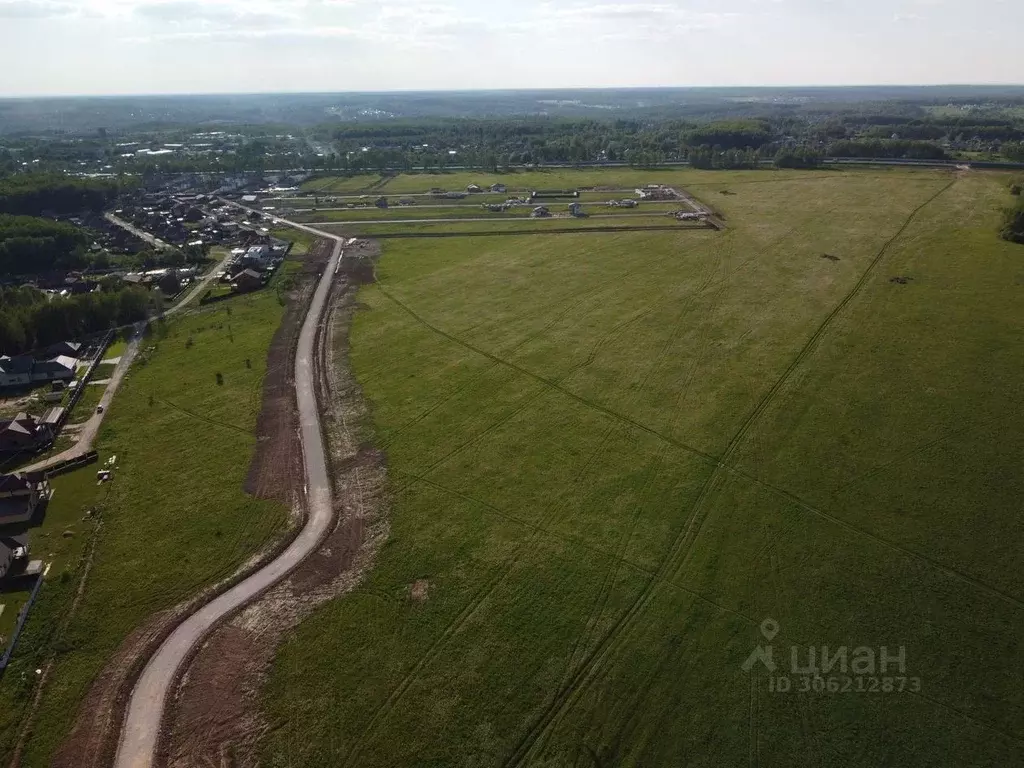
527,269,731,763
339,427,619,768
556,252,724,692
381,231,1024,616
502,178,962,767
828,415,1000,497
379,261,637,450
671,177,957,580
380,229,726,449
496,203,839,709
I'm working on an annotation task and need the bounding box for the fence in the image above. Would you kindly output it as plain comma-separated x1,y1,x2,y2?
43,450,99,480
0,572,44,671
49,330,115,439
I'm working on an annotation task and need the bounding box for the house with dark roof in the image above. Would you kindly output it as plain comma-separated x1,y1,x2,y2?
0,473,50,528
0,413,54,453
31,356,77,384
0,357,34,388
1,354,78,389
233,269,265,294
46,341,83,359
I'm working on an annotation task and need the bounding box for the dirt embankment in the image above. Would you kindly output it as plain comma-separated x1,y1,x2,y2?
47,239,337,768
159,238,388,768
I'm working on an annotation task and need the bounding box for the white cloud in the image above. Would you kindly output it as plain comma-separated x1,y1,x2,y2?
0,0,74,18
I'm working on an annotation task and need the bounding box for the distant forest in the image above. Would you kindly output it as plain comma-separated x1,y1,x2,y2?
3,88,1024,177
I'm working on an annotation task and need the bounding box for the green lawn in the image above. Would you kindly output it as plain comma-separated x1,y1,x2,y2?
0,275,296,764
262,169,1024,767
102,336,128,362
90,363,117,381
272,227,318,256
65,385,104,425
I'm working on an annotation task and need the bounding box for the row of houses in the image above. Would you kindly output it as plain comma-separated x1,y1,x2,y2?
0,347,80,390
123,266,198,297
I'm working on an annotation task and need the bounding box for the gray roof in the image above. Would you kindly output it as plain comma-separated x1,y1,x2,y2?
34,356,77,374
0,356,34,375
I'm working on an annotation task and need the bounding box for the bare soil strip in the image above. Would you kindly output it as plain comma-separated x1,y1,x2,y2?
49,240,335,768
160,240,388,768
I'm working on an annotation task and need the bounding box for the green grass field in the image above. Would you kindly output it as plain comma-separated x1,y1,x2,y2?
302,175,384,194
316,216,707,239
301,168,916,197
0,269,298,763
262,169,1024,767
290,202,684,226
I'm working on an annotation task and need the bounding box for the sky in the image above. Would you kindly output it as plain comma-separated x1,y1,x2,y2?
0,0,1021,97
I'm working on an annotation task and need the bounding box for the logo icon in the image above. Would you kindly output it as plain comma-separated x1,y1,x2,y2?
742,617,779,672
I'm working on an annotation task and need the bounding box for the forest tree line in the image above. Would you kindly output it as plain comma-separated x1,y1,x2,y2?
0,283,154,356
0,215,90,276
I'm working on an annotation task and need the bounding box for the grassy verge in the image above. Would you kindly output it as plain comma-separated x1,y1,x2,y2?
262,169,1024,767
0,267,298,764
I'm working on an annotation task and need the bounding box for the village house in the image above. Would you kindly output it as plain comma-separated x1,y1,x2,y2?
0,357,34,388
31,356,78,384
0,355,77,389
233,269,265,294
45,341,82,359
490,183,507,193
0,473,51,529
0,411,61,453
157,271,184,296
466,184,482,193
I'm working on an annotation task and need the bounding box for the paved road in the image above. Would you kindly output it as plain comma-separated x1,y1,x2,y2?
166,249,235,317
22,252,234,475
105,213,171,251
114,225,342,768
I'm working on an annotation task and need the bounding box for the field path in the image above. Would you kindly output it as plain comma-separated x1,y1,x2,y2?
113,226,343,768
502,177,961,766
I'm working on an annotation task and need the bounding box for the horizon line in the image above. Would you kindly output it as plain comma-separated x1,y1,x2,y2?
3,83,1024,101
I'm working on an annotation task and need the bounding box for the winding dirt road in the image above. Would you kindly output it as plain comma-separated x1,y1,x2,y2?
113,230,343,768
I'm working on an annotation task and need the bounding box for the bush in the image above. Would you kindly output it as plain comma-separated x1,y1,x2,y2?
1000,206,1024,244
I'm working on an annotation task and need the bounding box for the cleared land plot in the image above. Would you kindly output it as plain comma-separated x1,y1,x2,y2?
262,170,1024,767
0,264,301,764
290,203,685,225
302,175,384,194
301,168,870,196
316,216,707,238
